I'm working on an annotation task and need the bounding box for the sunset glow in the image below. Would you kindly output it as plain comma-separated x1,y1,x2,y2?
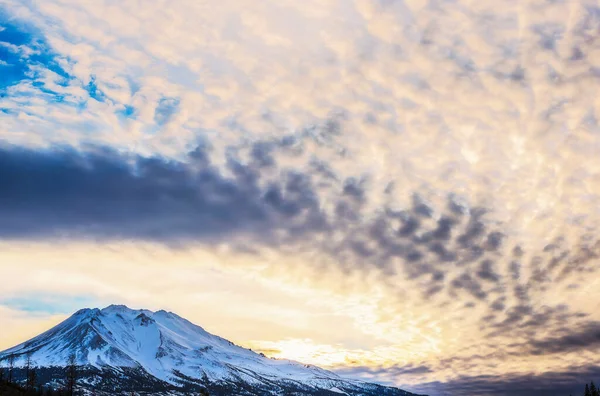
2,0,600,395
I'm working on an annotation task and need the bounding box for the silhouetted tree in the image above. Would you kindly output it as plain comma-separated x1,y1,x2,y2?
585,383,592,396
591,381,599,396
25,351,34,390
7,353,15,383
28,366,37,392
66,353,77,396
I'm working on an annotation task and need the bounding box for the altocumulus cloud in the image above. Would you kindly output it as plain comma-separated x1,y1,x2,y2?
3,140,600,396
0,143,326,242
2,0,600,395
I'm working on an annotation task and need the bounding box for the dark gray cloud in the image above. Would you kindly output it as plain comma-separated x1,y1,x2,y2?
0,141,522,309
477,260,500,282
451,272,487,300
2,140,506,279
527,321,600,356
339,364,600,396
0,144,325,242
413,366,600,396
2,142,595,316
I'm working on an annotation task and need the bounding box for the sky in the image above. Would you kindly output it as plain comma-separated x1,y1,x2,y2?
0,0,600,395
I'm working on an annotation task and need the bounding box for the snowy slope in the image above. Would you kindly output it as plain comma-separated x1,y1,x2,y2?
0,305,422,396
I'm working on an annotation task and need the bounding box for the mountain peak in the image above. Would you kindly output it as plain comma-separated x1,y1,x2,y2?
102,303,129,310
101,304,143,313
0,305,424,396
73,307,100,316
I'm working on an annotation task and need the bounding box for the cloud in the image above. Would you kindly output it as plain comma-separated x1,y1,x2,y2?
341,362,600,396
0,143,325,242
0,15,70,93
1,293,101,315
1,0,600,394
412,366,600,396
527,321,600,356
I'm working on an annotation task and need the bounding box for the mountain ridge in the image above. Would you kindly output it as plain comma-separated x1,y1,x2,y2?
0,305,425,396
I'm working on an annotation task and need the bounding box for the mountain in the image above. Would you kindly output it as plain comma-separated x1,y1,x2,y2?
0,305,423,396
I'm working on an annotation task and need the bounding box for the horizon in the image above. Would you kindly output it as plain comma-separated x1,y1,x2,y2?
2,0,600,395
1,303,396,379
0,303,351,362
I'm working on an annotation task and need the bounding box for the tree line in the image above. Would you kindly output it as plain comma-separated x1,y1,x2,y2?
0,352,78,396
0,352,211,395
573,381,600,396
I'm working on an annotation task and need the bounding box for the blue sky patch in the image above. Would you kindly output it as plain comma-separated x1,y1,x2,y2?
86,75,105,102
0,21,31,89
0,14,71,92
154,96,180,125
1,293,103,315
117,104,136,118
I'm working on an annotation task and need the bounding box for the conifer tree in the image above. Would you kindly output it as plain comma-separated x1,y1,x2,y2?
25,351,33,390
585,383,592,396
592,381,600,396
28,367,37,392
66,353,77,396
7,354,15,383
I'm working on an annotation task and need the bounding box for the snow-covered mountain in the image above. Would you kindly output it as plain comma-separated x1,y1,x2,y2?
0,305,423,396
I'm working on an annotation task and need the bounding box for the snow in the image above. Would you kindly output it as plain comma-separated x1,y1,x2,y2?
0,305,350,389
330,387,349,394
